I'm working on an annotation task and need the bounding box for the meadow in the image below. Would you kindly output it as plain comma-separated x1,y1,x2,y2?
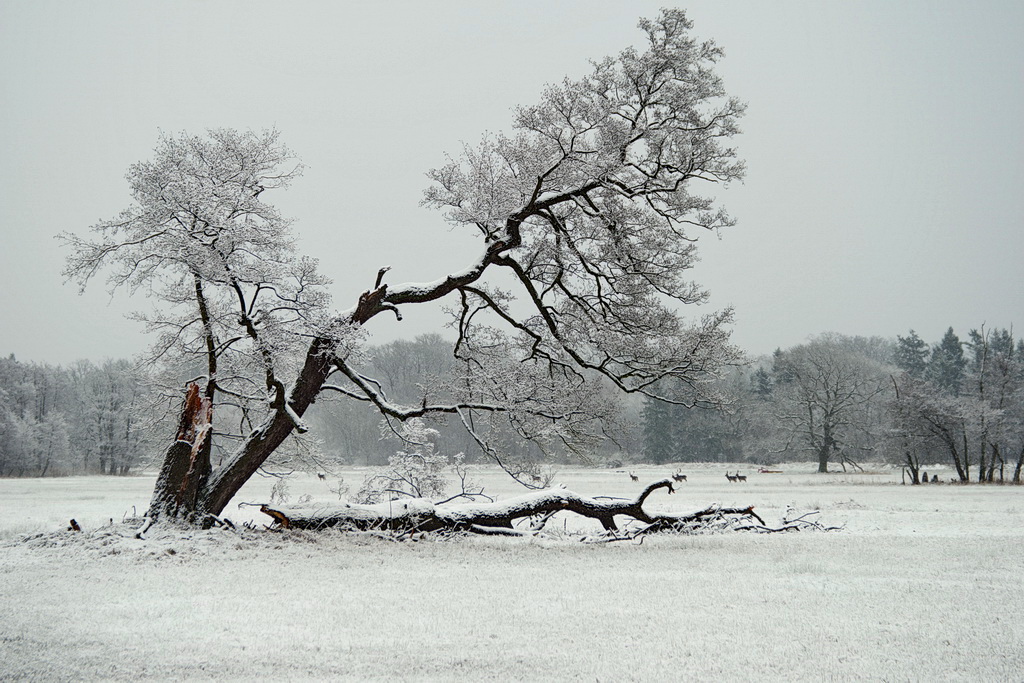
1,464,1022,681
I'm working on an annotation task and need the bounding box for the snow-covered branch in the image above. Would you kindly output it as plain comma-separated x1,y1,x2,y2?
259,477,766,535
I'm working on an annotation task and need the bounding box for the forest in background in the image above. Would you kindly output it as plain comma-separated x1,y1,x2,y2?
0,356,151,477
2,325,1022,482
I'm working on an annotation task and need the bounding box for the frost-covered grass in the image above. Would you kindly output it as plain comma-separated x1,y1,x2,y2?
2,465,1023,681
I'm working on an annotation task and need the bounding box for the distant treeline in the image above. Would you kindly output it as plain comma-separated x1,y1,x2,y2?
641,326,1024,482
0,356,154,476
3,325,1022,480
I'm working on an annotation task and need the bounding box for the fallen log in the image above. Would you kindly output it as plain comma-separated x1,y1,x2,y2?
258,479,765,536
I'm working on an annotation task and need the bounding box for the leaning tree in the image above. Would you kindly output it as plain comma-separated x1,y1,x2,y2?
63,10,747,530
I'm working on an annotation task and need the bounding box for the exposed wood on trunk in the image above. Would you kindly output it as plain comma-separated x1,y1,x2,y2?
146,383,214,521
258,505,291,529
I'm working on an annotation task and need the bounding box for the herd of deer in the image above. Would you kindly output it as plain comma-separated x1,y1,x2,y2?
630,471,688,482
321,468,757,488
628,471,689,483
626,470,749,483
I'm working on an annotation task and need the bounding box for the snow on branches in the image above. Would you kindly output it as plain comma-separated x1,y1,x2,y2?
419,8,745,407
63,10,749,525
61,129,338,433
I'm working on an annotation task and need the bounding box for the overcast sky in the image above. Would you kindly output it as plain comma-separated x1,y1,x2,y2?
2,1,1021,364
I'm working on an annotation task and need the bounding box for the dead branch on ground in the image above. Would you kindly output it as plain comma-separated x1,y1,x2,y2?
256,478,810,539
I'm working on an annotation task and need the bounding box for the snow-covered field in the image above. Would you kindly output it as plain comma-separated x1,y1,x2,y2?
2,464,1022,681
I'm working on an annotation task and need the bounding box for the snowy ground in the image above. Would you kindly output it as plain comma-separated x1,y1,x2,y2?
2,464,1022,681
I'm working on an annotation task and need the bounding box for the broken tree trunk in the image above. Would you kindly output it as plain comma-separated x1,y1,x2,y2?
145,383,214,523
258,479,766,535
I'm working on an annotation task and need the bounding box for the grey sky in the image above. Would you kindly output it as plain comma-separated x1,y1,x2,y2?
1,1,1021,364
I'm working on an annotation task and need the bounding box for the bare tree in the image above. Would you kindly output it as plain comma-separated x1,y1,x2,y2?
63,9,745,528
772,335,891,473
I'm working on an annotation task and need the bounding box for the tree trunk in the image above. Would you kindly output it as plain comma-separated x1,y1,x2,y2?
817,444,829,473
978,440,987,484
904,452,920,485
938,427,967,482
198,409,303,519
145,383,214,523
198,339,333,519
987,444,1000,483
816,423,834,473
146,338,334,526
962,432,971,482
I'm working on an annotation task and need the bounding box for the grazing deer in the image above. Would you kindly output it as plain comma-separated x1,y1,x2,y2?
629,472,639,482
530,473,543,484
317,472,326,481
672,472,687,482
736,472,747,482
725,471,738,483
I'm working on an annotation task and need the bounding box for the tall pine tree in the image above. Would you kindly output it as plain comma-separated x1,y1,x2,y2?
928,327,966,394
895,330,929,378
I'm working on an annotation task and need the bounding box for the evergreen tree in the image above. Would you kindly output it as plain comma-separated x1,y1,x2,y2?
750,367,774,400
928,327,966,394
771,347,795,385
894,330,929,378
641,396,676,464
969,327,1015,363
673,405,744,463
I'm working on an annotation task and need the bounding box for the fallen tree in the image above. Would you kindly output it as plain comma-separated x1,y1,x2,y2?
254,478,800,538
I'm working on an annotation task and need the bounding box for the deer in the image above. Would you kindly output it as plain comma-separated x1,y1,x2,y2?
317,472,326,481
725,471,738,483
672,472,687,483
629,472,639,482
736,472,747,482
